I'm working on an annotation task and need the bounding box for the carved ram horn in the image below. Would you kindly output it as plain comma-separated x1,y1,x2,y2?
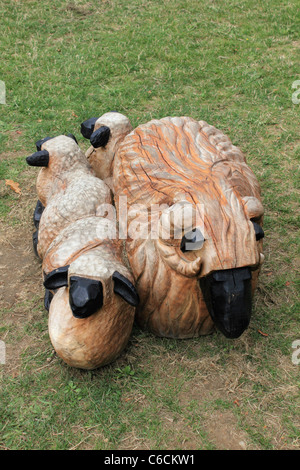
242,196,264,220
156,241,202,278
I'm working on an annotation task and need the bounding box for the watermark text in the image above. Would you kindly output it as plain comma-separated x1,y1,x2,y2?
292,80,300,104
292,340,300,365
0,81,5,104
0,340,6,365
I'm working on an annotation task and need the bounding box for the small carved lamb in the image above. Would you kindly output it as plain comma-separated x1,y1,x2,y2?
81,113,264,340
26,135,138,369
80,111,133,186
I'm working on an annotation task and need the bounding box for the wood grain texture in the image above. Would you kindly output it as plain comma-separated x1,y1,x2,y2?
48,284,134,370
112,116,264,338
32,135,136,369
36,137,112,259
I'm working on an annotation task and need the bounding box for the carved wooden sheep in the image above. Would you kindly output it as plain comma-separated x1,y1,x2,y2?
26,135,139,369
82,113,264,340
81,112,133,185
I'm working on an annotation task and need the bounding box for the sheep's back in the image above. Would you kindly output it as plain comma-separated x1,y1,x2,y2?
113,116,260,208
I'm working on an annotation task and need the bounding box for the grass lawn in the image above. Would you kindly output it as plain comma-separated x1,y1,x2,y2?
0,0,299,450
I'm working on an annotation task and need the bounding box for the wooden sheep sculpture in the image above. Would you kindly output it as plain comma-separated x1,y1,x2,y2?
26,135,139,369
82,113,264,340
81,112,133,186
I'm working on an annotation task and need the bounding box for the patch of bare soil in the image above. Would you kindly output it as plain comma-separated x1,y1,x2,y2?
0,223,43,374
178,374,251,450
65,1,94,16
204,410,249,450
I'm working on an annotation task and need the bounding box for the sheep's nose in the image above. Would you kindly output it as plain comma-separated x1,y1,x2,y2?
69,276,103,319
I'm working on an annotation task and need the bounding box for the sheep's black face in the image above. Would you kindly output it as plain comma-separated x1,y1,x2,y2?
26,149,50,167
181,215,264,338
43,266,139,318
26,134,78,168
200,267,252,339
69,276,103,319
68,272,139,318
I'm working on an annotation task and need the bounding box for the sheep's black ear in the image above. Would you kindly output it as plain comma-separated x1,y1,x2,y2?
252,221,264,241
80,117,98,139
33,200,45,229
66,133,78,144
112,271,139,307
35,137,53,151
43,266,69,290
26,150,49,167
90,126,110,148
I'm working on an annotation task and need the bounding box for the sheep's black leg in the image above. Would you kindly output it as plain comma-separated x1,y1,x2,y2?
32,230,39,258
44,289,54,312
32,200,45,259
33,199,45,229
